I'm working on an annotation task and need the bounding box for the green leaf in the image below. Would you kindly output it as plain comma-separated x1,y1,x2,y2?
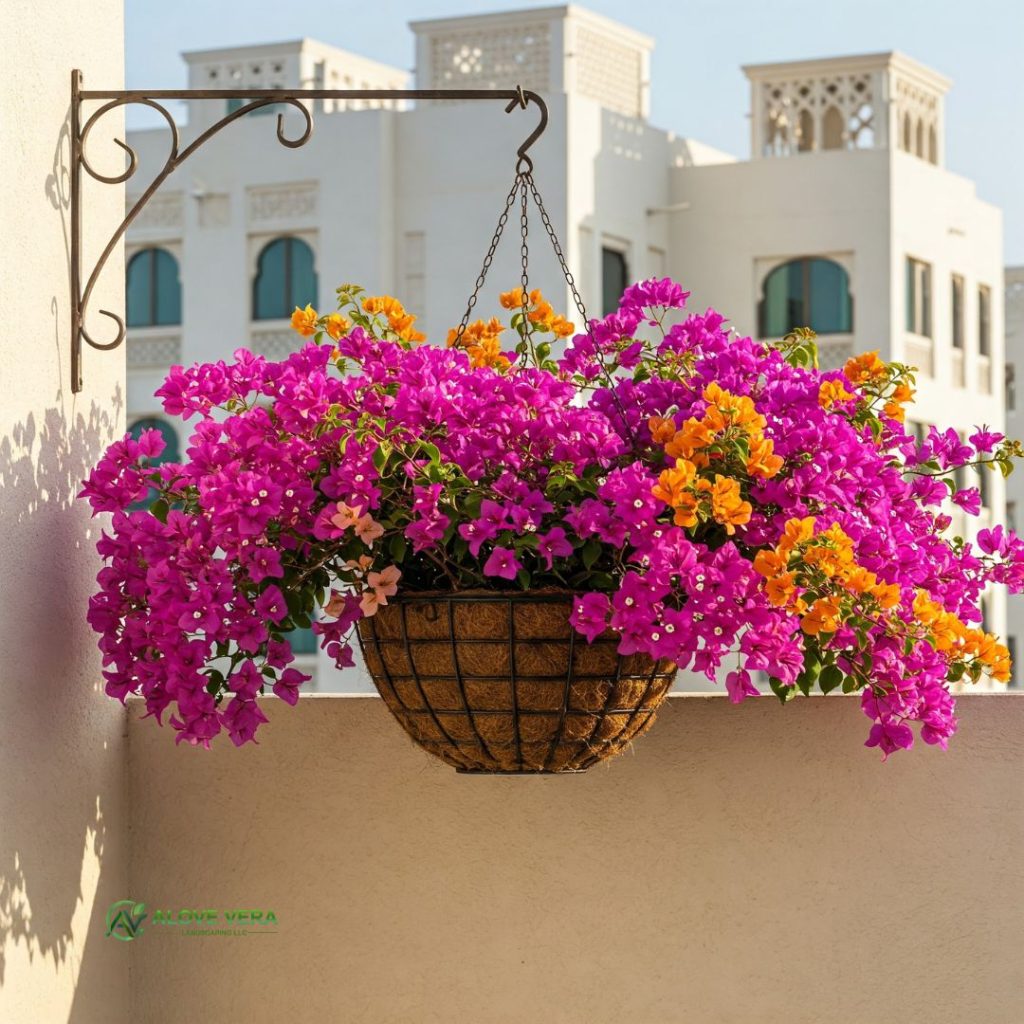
516,568,532,590
149,498,170,523
769,676,795,704
841,675,860,694
389,534,408,563
795,655,820,697
420,441,441,465
372,445,389,472
581,539,602,570
819,664,843,695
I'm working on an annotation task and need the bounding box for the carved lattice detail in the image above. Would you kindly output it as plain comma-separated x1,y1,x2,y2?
250,326,300,361
816,338,856,371
247,183,318,224
127,191,183,231
894,76,940,164
127,333,182,368
757,72,875,156
428,23,551,92
575,27,644,118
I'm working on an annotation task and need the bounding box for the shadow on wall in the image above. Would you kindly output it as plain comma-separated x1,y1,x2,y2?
0,392,126,997
0,94,128,1014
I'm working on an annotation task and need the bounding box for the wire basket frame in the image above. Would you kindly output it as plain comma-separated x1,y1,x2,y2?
357,591,677,774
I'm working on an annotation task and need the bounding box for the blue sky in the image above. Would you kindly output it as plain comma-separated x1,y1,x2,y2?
126,0,1024,262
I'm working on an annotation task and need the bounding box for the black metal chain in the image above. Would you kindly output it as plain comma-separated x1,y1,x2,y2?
455,167,594,346
519,175,531,342
454,173,521,345
525,175,590,331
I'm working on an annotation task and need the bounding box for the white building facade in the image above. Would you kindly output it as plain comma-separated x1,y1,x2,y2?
120,5,1009,691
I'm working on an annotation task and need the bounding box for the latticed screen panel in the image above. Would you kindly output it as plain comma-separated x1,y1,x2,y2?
758,72,875,156
250,327,301,361
126,334,182,369
429,23,551,93
575,27,644,118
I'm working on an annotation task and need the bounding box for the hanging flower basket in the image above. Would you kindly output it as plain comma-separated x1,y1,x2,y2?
81,270,1024,771
358,590,676,773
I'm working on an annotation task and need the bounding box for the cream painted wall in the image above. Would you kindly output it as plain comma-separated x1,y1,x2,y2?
127,694,1024,1023
0,3,128,1021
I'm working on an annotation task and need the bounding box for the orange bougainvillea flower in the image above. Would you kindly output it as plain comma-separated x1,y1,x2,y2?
778,515,816,556
499,287,526,310
551,315,576,338
702,382,765,434
753,548,786,579
705,475,752,534
647,416,677,445
843,350,887,385
819,379,855,409
652,458,697,507
801,596,842,636
665,417,715,459
746,435,784,478
324,313,350,340
765,571,798,607
290,304,318,337
362,295,405,319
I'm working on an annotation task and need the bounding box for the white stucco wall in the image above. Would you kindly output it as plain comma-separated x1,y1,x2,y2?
0,4,128,1021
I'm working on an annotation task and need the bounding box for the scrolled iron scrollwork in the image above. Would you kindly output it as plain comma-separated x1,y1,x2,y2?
69,72,548,391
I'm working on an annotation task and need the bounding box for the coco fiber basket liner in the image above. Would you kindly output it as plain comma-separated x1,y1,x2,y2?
356,590,678,774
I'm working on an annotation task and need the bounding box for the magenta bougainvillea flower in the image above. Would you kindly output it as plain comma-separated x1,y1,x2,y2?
80,282,1024,754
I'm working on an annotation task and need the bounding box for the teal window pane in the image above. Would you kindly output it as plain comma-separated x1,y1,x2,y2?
284,627,318,655
253,237,318,320
759,264,791,337
288,238,317,308
126,248,181,327
760,257,852,337
226,98,244,114
126,251,153,328
808,258,851,333
153,249,182,326
253,238,286,319
601,247,628,316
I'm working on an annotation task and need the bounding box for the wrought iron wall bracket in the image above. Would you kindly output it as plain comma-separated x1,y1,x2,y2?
68,71,549,393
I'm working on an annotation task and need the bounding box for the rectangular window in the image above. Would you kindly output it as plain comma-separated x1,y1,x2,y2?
978,284,992,356
601,246,629,316
906,257,932,337
951,274,964,349
1007,363,1017,411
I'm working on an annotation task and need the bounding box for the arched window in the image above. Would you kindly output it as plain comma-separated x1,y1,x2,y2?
126,248,181,327
759,258,853,337
127,417,180,510
928,125,938,165
822,106,844,150
915,118,924,158
902,113,912,152
252,236,318,320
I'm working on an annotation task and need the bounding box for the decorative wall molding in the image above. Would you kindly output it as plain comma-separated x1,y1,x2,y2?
127,191,183,231
247,182,319,224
